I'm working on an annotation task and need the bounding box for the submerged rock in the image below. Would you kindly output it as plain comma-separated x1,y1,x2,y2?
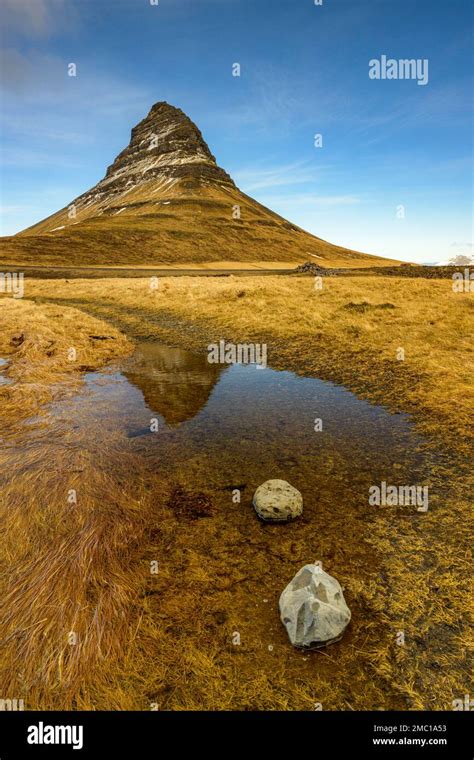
279,564,351,648
253,479,303,522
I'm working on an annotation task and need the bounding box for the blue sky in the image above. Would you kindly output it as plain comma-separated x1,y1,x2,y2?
0,0,472,262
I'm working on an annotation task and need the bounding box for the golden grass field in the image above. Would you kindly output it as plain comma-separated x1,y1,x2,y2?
0,274,472,710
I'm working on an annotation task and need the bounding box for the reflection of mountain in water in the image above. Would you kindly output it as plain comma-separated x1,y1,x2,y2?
123,342,225,425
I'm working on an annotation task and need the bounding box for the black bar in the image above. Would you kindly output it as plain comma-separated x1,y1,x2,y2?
0,710,472,758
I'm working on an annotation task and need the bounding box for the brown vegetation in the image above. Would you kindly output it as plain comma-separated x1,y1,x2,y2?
0,276,471,710
0,191,400,269
0,299,130,428
26,273,473,455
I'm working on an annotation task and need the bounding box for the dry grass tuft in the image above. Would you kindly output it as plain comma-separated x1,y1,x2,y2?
0,298,130,427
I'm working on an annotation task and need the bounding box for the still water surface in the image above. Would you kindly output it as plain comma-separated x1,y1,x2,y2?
60,341,435,508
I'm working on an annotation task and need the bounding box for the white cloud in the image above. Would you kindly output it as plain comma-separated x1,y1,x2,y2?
0,204,35,214
1,0,74,37
260,192,361,208
0,49,153,169
233,161,328,192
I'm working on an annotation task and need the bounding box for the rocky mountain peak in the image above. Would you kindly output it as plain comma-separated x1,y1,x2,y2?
11,101,391,274
100,101,234,192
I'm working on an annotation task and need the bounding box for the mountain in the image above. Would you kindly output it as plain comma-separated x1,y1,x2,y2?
124,342,224,427
434,254,474,266
0,102,399,269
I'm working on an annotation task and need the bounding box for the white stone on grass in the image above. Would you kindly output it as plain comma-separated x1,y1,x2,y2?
279,564,351,648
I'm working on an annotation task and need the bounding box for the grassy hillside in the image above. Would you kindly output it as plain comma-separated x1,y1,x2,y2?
1,181,400,268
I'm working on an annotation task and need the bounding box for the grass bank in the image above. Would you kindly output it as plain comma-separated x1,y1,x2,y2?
0,298,130,430
27,273,473,457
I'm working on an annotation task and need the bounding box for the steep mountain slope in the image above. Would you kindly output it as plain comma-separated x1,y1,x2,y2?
1,102,399,268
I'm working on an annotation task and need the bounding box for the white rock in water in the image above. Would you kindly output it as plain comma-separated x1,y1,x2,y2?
253,479,303,522
279,564,351,648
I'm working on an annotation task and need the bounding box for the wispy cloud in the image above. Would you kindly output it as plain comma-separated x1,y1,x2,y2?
0,146,83,169
0,49,150,112
0,49,153,169
0,204,36,214
262,192,362,208
450,241,473,249
1,0,76,38
233,161,328,192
